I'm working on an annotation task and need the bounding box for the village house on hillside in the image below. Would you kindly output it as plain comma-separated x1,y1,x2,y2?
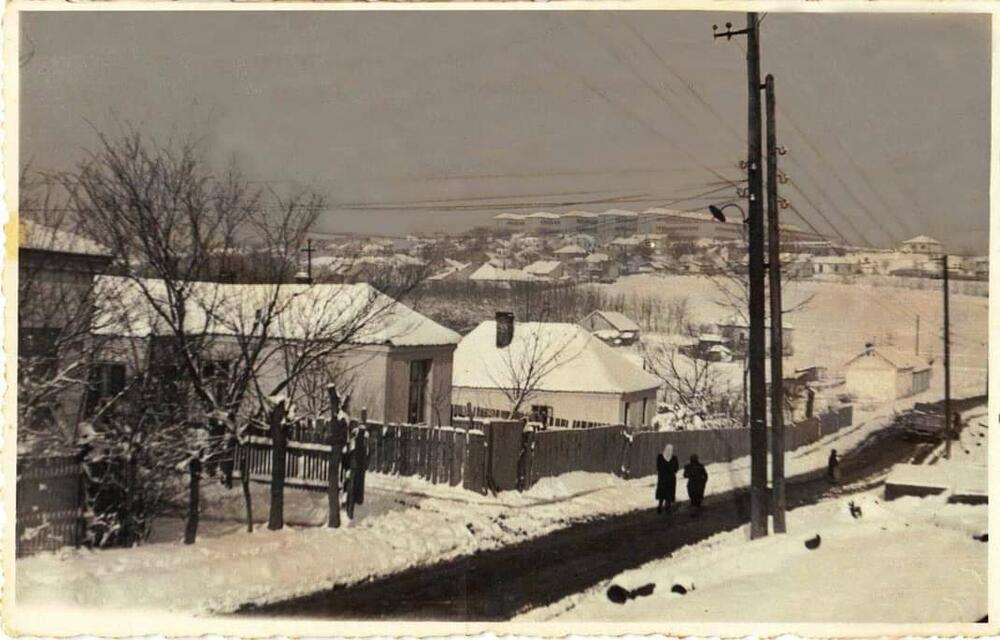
451,320,661,428
579,310,641,346
523,260,565,280
91,277,461,425
899,235,944,256
842,344,932,402
717,316,795,356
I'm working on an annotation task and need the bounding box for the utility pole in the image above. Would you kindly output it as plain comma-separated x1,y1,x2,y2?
301,238,315,283
942,254,951,459
915,315,920,355
765,73,785,534
715,13,769,539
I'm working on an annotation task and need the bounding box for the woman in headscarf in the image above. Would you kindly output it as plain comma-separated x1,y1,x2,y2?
656,443,680,514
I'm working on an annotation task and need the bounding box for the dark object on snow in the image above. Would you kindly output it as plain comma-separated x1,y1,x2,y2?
684,455,708,512
671,583,688,595
606,585,629,604
656,451,680,512
827,450,841,484
848,501,863,519
804,534,822,550
631,583,656,598
974,533,988,543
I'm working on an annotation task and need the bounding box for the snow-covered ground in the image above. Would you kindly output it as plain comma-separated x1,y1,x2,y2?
596,273,988,384
15,389,952,618
519,411,989,623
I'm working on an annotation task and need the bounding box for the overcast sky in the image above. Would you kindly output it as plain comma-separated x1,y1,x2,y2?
20,10,990,253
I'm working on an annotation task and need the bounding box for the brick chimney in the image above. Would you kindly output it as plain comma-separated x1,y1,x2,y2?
496,311,514,348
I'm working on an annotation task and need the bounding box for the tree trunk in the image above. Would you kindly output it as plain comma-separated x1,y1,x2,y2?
184,456,202,544
327,385,343,528
240,442,254,533
267,400,288,531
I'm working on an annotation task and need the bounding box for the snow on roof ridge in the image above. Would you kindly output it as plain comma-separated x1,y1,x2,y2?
20,219,112,257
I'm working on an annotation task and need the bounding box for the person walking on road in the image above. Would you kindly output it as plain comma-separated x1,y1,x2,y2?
656,444,679,514
683,454,708,516
827,449,841,484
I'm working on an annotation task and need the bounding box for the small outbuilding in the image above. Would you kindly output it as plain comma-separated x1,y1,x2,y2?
843,345,932,402
579,310,641,345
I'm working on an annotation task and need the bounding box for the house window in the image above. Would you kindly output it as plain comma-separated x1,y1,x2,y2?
407,359,432,424
84,362,126,417
202,359,231,405
530,404,553,426
19,328,61,378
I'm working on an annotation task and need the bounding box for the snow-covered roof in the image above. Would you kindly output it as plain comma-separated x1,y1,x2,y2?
523,260,563,276
585,252,610,263
813,256,860,264
554,244,587,255
698,333,726,343
527,211,560,219
564,210,600,219
468,263,536,282
844,346,931,372
601,209,639,218
902,235,942,245
583,310,640,332
453,321,661,394
611,237,642,246
92,276,460,347
19,220,112,257
493,213,524,220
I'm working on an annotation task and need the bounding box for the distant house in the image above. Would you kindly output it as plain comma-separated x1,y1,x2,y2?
468,263,536,283
523,260,565,280
92,277,461,425
553,243,588,258
843,345,932,402
900,235,944,256
428,259,475,282
812,256,861,276
452,320,661,427
579,310,641,346
584,252,618,281
717,316,794,357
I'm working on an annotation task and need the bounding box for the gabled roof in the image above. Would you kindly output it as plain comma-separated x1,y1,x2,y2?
585,252,610,263
601,209,639,218
468,263,536,282
523,260,563,276
453,321,661,394
902,235,942,245
526,211,560,219
554,244,587,255
843,346,931,372
494,213,525,220
20,219,112,257
92,276,460,347
583,310,640,332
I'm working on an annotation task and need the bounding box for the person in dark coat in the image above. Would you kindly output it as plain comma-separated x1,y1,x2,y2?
656,444,679,514
683,454,708,516
827,449,840,484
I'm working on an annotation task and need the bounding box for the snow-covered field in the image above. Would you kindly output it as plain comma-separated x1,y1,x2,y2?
595,273,988,382
519,412,989,623
15,390,949,618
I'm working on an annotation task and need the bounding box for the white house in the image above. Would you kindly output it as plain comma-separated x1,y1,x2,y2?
843,345,932,402
812,256,862,276
900,235,944,256
468,263,536,283
91,276,461,425
452,320,661,427
523,260,565,280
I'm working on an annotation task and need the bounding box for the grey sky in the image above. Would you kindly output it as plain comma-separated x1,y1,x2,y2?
20,10,990,252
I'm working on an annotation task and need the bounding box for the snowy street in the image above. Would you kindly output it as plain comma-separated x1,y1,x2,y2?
521,411,988,623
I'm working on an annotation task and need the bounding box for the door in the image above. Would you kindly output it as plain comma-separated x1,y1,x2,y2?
407,359,432,424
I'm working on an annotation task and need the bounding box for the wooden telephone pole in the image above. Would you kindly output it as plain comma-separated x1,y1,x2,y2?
715,13,769,539
765,73,786,534
942,255,952,459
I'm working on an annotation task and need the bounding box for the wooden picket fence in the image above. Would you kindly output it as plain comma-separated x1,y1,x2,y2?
16,455,85,557
237,419,493,495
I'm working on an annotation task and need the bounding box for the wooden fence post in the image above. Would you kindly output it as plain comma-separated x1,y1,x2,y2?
267,399,288,531
355,408,368,505
327,386,346,529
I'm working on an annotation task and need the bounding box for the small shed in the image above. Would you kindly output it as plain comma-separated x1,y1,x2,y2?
843,345,932,402
579,310,641,345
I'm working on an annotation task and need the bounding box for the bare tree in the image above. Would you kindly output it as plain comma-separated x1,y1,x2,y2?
641,342,742,429
485,323,581,419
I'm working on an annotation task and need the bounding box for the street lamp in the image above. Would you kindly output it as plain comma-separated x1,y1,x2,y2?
708,202,747,224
